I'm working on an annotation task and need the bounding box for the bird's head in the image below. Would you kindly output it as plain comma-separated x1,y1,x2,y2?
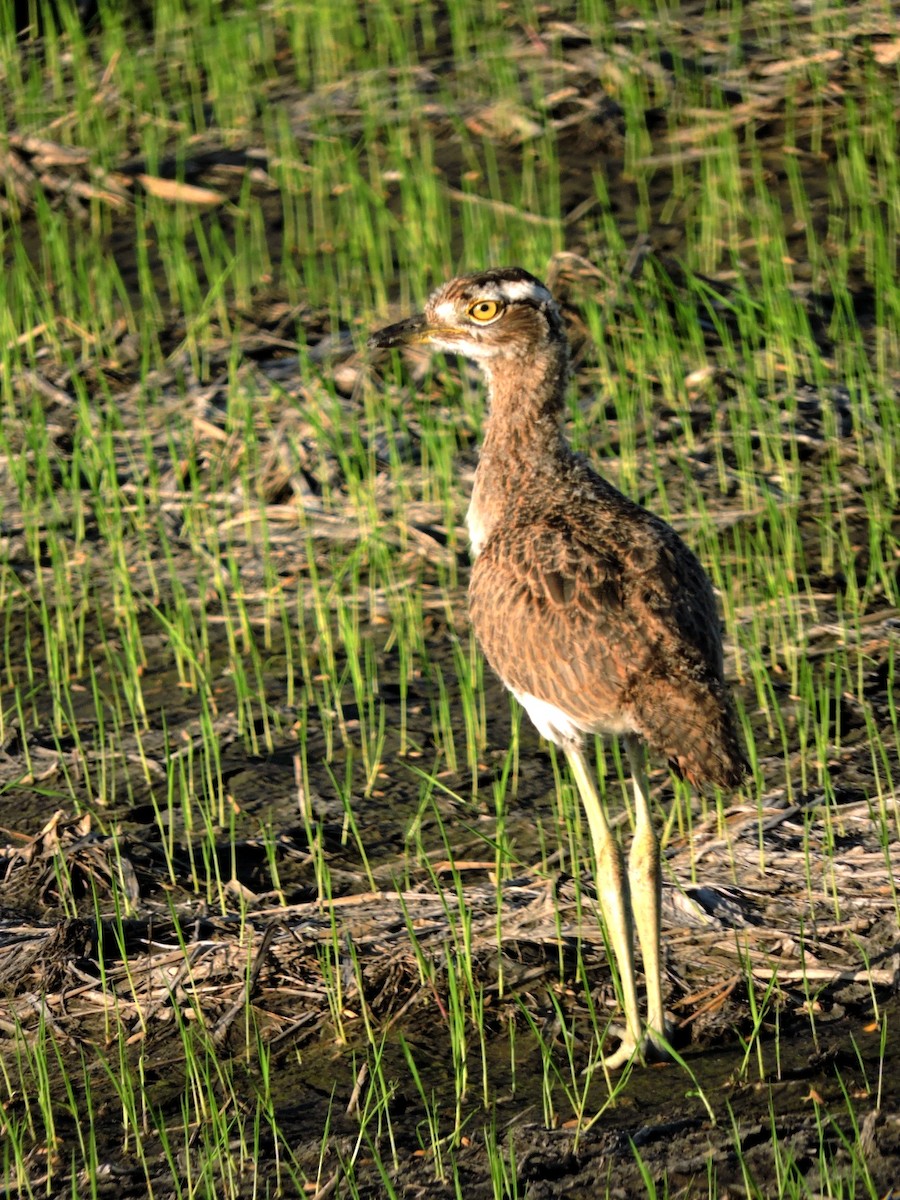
367,267,567,366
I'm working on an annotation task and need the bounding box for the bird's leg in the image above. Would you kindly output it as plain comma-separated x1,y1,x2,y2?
565,744,642,1068
624,734,667,1056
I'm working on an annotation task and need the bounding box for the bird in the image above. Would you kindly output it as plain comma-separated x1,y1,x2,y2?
368,266,748,1067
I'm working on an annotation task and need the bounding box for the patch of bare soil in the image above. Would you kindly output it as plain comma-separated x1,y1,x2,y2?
2,4,899,1197
1,834,900,1195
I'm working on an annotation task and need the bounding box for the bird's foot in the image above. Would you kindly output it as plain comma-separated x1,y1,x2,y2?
598,1029,639,1071
597,1019,673,1071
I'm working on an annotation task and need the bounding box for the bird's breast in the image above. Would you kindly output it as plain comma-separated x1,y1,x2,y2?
466,478,498,558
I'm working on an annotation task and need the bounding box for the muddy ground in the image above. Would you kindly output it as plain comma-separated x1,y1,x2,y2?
2,5,900,1197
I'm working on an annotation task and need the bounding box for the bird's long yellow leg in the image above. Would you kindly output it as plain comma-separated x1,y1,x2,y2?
625,735,667,1055
565,744,641,1069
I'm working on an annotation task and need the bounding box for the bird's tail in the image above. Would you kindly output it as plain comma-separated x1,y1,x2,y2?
631,672,748,789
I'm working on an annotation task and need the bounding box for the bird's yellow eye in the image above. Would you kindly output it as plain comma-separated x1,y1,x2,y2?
467,299,503,323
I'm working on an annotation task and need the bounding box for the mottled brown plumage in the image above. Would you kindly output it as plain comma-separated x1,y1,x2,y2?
468,462,746,789
369,266,748,1067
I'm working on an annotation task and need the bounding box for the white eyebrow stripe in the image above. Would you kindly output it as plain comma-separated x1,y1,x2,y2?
496,279,552,303
432,277,553,319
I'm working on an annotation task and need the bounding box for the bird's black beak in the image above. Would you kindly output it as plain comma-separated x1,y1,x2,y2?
367,312,431,351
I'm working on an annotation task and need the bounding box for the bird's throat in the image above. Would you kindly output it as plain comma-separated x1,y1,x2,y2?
467,362,571,557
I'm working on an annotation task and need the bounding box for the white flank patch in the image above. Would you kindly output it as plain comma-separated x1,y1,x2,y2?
512,692,584,746
512,690,636,746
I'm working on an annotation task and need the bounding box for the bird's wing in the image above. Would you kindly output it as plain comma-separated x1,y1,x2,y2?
468,513,745,784
468,514,671,717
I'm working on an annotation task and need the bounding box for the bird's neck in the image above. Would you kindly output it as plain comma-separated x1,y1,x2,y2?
479,346,569,458
467,348,571,556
